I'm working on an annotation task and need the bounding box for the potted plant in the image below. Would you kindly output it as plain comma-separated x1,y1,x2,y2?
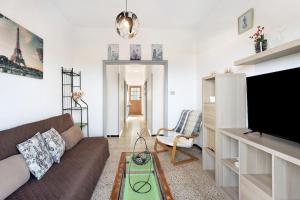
250,26,267,53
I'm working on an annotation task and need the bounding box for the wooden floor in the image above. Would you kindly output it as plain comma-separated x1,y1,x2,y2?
119,115,155,150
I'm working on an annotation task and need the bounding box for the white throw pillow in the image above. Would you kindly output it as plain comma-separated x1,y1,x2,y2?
17,133,53,180
41,128,65,163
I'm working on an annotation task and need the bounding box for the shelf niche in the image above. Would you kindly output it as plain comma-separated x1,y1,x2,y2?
239,142,272,200
274,157,300,200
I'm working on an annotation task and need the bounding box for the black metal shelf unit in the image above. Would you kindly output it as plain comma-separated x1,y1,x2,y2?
62,67,89,136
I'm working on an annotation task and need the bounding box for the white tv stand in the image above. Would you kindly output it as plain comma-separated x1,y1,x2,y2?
216,128,300,200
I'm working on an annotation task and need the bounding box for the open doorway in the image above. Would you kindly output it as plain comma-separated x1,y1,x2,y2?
103,60,168,138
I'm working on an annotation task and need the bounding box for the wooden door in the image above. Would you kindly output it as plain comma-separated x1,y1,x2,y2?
129,86,142,115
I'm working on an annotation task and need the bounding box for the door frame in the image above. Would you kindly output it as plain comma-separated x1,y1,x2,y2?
103,60,168,137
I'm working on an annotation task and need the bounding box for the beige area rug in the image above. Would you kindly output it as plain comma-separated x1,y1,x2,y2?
91,137,229,200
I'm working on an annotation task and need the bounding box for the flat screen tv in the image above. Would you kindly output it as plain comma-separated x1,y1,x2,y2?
247,67,300,143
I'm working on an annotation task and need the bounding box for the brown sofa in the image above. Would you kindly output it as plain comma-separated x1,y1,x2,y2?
0,114,110,200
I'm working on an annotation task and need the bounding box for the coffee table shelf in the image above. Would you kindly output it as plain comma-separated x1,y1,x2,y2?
110,152,174,200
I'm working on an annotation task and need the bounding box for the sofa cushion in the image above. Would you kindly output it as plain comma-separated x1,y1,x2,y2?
158,132,194,148
0,114,74,161
17,133,54,180
41,128,65,163
6,137,110,200
0,154,30,200
61,125,84,150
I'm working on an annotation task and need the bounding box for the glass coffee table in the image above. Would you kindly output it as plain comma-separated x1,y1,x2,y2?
110,152,174,200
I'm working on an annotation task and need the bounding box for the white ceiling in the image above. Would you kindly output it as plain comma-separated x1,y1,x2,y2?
49,0,220,29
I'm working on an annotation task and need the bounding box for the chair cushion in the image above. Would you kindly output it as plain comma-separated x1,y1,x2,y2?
174,110,192,133
16,133,54,180
0,154,30,200
183,111,202,136
157,132,193,148
41,128,65,163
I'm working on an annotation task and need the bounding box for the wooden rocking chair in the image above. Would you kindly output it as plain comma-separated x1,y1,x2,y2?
154,110,202,166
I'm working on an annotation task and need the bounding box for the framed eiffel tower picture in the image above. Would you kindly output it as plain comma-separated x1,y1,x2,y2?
0,13,43,79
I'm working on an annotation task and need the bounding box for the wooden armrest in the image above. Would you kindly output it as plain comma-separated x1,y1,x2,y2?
156,128,174,135
172,133,199,146
175,133,199,140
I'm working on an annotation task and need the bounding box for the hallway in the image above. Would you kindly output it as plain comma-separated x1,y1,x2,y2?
119,115,152,146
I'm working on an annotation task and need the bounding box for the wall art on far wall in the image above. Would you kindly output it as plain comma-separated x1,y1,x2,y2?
238,8,254,35
152,44,163,61
130,44,141,60
0,13,43,79
108,44,119,60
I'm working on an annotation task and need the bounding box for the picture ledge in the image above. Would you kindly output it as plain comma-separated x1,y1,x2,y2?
103,60,168,65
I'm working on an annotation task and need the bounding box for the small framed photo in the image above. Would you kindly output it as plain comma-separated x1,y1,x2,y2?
238,8,254,34
130,44,141,60
108,44,119,60
152,44,163,61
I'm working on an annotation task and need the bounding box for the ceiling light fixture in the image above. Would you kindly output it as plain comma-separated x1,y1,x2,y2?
115,0,139,39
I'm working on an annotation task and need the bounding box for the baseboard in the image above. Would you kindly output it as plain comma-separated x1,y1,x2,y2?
106,135,119,138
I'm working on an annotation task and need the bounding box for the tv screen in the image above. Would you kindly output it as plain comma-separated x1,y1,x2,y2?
247,67,300,143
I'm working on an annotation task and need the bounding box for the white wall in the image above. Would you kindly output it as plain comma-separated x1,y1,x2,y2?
196,0,300,108
119,67,126,134
105,65,119,135
0,0,72,130
151,65,164,134
71,27,199,136
146,67,153,133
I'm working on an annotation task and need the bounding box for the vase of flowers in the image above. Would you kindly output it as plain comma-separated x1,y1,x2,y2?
72,90,84,101
250,26,267,53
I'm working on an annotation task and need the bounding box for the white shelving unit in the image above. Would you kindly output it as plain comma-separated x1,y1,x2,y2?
202,73,247,182
217,128,300,200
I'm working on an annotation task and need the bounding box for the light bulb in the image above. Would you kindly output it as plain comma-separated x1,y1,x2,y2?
122,19,130,28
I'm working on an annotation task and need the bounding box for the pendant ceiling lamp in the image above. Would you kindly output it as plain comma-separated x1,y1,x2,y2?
115,0,139,39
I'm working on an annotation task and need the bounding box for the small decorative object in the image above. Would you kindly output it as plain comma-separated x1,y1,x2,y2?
238,8,254,34
132,151,151,165
209,96,216,103
0,13,43,79
224,67,233,73
152,44,163,61
72,90,84,101
108,44,119,60
250,26,267,53
129,128,152,193
115,0,139,39
130,44,141,60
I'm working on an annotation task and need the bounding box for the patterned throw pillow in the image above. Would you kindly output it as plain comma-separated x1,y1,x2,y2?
17,133,53,180
41,128,65,163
